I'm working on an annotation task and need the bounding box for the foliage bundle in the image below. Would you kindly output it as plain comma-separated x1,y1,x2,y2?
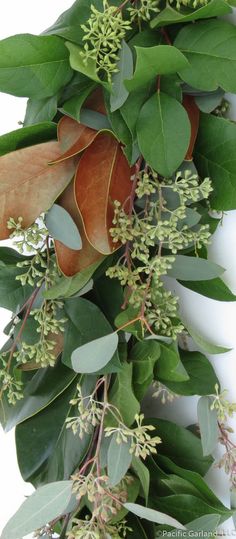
1,0,236,537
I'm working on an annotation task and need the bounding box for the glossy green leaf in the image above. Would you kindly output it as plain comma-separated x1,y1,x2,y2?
179,277,236,301
107,434,132,487
167,255,225,281
160,350,219,396
137,92,190,176
3,360,76,432
0,122,57,157
153,494,231,525
151,0,231,28
124,503,185,529
66,41,109,88
175,20,236,93
132,456,150,504
44,259,103,300
24,96,58,126
152,418,213,475
198,396,219,456
46,204,82,250
126,45,189,92
131,340,160,401
155,343,189,382
107,362,140,427
184,321,231,354
71,332,118,374
194,113,236,210
110,40,133,112
0,264,32,312
59,81,96,121
0,34,72,98
120,85,152,139
1,481,73,539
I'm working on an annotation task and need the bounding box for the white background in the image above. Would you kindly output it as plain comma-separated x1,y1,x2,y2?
0,1,73,532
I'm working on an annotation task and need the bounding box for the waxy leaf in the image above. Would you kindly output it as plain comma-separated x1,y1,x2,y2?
108,434,132,487
24,95,58,126
151,0,231,28
198,396,219,456
179,277,236,302
71,332,119,373
167,255,225,281
0,140,76,240
175,20,236,93
54,181,102,277
137,92,190,176
46,204,82,250
126,45,189,91
1,481,73,539
75,132,132,254
0,34,72,98
194,113,236,210
185,514,221,534
44,259,102,300
110,40,133,112
132,456,150,504
124,503,185,529
183,95,200,160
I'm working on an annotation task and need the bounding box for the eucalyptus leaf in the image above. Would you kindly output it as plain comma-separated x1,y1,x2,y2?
175,20,236,93
24,96,58,126
137,92,190,176
184,321,231,354
1,480,73,539
44,259,103,300
66,41,109,88
132,456,150,504
167,255,225,281
107,434,132,487
59,81,96,121
107,362,140,427
185,514,221,534
179,277,236,301
197,396,219,456
71,332,119,374
110,40,133,112
46,204,82,250
0,34,72,98
124,502,185,529
194,90,224,113
151,0,231,28
126,45,189,91
80,108,111,130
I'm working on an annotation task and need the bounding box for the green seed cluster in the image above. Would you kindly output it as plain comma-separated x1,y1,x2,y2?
128,0,160,22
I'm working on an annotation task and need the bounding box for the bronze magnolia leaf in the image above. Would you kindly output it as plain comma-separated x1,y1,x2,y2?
55,181,102,276
51,116,97,164
183,95,200,161
74,132,133,255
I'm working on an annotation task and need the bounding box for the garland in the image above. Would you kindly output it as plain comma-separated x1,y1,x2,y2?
1,0,236,537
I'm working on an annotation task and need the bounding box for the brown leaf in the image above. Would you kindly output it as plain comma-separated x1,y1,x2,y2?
183,95,200,161
55,181,102,276
84,87,107,114
52,116,97,164
74,132,132,254
0,140,77,240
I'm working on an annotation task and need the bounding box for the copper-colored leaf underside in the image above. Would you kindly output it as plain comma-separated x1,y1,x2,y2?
74,132,133,255
0,140,77,240
183,95,200,161
53,116,97,164
55,181,102,276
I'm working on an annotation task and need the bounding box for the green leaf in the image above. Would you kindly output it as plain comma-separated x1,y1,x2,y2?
194,113,236,210
137,92,190,176
63,297,120,372
2,359,76,432
179,277,236,301
155,344,189,382
80,109,111,130
197,396,219,456
59,81,96,121
24,96,58,126
167,255,225,281
107,434,132,487
0,34,72,98
194,90,224,113
185,514,221,534
131,340,160,401
110,40,133,112
107,362,140,427
151,0,231,28
0,263,32,312
44,259,103,300
115,306,142,338
152,494,231,525
174,20,236,93
126,45,189,92
152,418,213,475
71,332,119,374
160,350,219,396
120,85,152,139
66,41,109,89
0,122,57,157
124,503,185,529
46,204,82,250
1,480,73,539
132,456,150,504
184,321,231,354
110,477,140,524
